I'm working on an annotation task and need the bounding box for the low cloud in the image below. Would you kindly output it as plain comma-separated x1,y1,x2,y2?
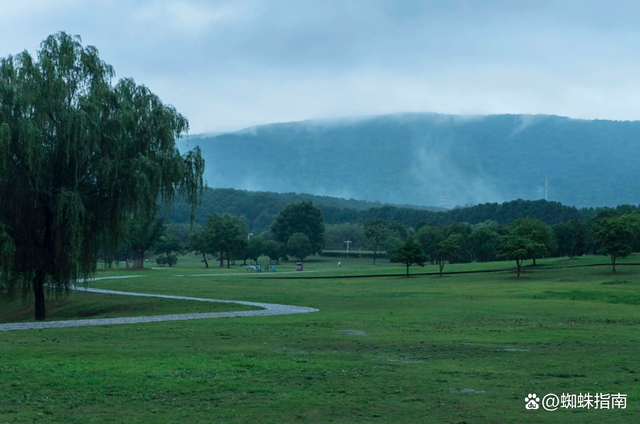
2,1,640,133
411,145,503,207
130,1,251,36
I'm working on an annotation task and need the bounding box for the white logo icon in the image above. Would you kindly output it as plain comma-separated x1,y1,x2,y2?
525,393,540,410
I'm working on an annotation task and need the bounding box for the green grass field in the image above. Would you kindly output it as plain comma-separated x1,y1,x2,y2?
1,254,639,423
0,289,256,323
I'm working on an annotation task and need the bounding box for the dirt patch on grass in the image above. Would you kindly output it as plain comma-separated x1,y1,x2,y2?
337,330,367,336
449,388,486,394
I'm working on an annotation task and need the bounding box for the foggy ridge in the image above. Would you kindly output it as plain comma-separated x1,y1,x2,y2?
178,113,640,208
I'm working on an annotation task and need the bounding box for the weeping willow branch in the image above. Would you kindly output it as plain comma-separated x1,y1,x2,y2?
0,32,205,320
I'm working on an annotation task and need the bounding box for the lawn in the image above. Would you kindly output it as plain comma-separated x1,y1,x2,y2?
1,254,639,423
0,288,257,324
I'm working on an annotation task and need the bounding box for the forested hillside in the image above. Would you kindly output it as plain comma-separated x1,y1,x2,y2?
169,188,585,232
169,188,440,231
178,113,640,208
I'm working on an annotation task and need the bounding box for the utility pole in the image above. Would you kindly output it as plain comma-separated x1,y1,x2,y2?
248,233,253,240
344,240,352,258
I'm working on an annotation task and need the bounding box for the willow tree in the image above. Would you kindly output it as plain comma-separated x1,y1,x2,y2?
0,33,204,320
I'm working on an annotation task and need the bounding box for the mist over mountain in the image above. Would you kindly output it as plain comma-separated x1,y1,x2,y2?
178,113,640,208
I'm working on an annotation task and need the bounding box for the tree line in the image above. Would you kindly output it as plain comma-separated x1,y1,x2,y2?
116,201,326,269
381,213,640,276
170,188,592,232
133,199,640,281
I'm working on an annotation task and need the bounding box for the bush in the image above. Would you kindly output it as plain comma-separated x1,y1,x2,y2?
155,254,178,267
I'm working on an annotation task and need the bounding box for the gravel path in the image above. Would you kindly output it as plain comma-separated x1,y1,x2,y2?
0,276,318,332
174,269,333,277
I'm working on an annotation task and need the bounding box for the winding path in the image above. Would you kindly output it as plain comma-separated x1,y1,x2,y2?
0,276,319,332
173,269,332,277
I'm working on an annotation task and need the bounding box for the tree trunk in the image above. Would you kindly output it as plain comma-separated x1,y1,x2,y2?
37,210,52,320
133,250,144,269
516,260,521,278
226,250,230,268
439,260,444,277
202,252,209,268
612,254,616,273
406,264,410,277
33,271,46,321
220,250,224,267
533,257,537,266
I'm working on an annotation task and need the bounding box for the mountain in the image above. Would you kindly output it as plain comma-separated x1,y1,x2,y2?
178,113,640,208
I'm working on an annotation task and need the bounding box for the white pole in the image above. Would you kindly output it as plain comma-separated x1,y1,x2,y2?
545,176,548,201
345,240,351,257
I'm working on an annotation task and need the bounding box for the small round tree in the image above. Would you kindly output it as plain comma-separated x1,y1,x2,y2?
263,240,286,264
153,235,184,267
271,201,324,254
364,219,388,265
287,233,313,261
592,215,640,273
390,237,429,277
436,234,463,276
497,234,541,278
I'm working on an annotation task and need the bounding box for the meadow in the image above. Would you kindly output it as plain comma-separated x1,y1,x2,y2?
1,254,639,423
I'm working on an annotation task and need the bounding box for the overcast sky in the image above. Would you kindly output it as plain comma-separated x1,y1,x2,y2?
1,0,639,133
